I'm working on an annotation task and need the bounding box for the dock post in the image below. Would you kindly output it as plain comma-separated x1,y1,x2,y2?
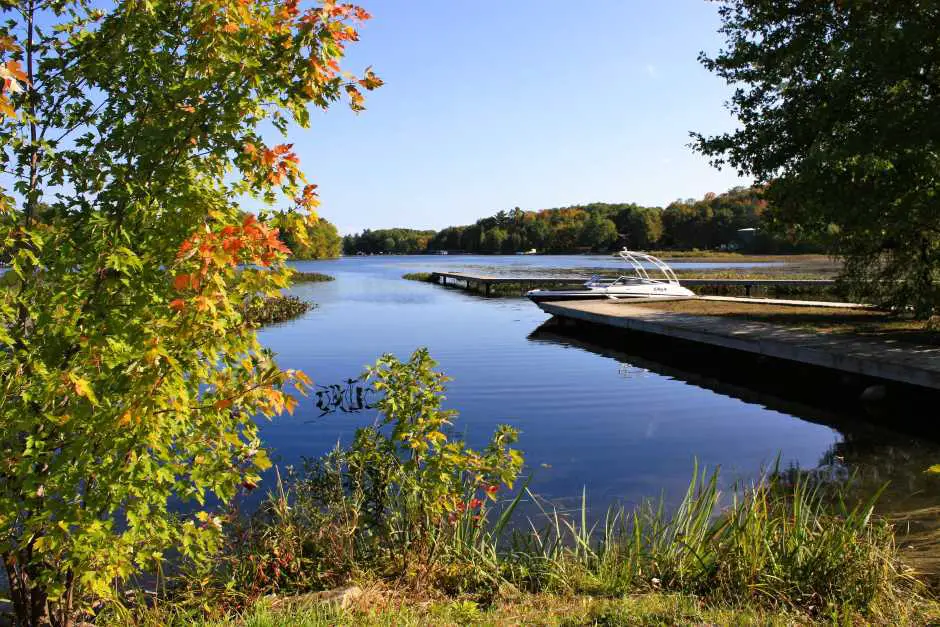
484,282,491,297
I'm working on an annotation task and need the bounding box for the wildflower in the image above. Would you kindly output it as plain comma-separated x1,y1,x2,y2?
469,498,483,509
485,484,499,496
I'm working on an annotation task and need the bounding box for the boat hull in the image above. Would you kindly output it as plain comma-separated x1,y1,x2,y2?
526,286,695,304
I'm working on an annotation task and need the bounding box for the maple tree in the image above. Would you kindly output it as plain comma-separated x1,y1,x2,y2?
274,210,342,259
0,1,380,624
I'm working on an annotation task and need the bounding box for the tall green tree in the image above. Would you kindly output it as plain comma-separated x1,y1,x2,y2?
693,0,940,316
276,213,342,259
580,214,618,251
0,1,380,623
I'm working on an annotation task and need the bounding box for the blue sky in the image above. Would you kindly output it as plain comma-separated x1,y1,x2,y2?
295,1,750,234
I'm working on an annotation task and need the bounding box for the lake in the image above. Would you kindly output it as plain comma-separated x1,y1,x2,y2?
259,255,940,526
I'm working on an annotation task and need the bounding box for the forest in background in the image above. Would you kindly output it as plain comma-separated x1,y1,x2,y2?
341,187,823,255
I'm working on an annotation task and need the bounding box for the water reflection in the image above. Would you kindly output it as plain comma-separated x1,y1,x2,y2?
312,377,374,418
528,318,940,576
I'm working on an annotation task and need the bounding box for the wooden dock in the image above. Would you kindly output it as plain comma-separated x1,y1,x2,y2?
428,271,583,296
534,299,940,390
428,271,835,297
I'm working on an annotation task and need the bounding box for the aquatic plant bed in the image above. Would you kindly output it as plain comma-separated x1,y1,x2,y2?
292,271,335,282
536,299,940,389
243,294,313,326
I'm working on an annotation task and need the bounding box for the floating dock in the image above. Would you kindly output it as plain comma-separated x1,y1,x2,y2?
534,298,940,391
428,271,835,297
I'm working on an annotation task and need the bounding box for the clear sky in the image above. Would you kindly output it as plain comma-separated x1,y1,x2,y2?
296,1,750,234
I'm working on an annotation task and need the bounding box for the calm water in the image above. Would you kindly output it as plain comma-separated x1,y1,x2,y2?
259,255,940,517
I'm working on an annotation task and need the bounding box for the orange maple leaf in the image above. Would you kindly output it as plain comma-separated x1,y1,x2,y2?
172,274,191,290
4,60,27,83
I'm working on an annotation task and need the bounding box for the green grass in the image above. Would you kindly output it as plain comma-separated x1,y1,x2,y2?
291,271,334,283
179,591,902,626
402,272,434,282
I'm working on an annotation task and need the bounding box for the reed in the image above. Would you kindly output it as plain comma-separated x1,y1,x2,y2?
502,464,919,620
291,271,335,283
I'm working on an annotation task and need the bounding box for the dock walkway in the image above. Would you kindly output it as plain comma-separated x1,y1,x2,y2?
536,299,940,390
429,271,836,297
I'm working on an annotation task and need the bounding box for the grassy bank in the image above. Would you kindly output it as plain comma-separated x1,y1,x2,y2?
121,469,937,626
190,589,931,626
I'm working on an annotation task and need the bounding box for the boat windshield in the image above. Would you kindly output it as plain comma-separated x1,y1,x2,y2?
615,249,682,285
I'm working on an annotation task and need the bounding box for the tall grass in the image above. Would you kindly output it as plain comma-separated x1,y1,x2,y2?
498,464,917,620
174,464,923,622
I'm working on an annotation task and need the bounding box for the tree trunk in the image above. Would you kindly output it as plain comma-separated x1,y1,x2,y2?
4,551,51,626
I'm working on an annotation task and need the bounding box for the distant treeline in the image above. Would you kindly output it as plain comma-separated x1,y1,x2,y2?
342,187,822,255
341,227,436,255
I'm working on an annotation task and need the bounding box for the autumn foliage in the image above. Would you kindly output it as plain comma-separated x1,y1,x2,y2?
0,1,379,624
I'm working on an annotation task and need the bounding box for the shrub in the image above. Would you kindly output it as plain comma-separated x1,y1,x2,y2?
186,349,524,612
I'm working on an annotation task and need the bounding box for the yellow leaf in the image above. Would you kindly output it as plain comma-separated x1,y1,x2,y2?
68,373,98,405
254,450,272,471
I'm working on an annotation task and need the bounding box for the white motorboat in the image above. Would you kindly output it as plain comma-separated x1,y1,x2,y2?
526,249,696,303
